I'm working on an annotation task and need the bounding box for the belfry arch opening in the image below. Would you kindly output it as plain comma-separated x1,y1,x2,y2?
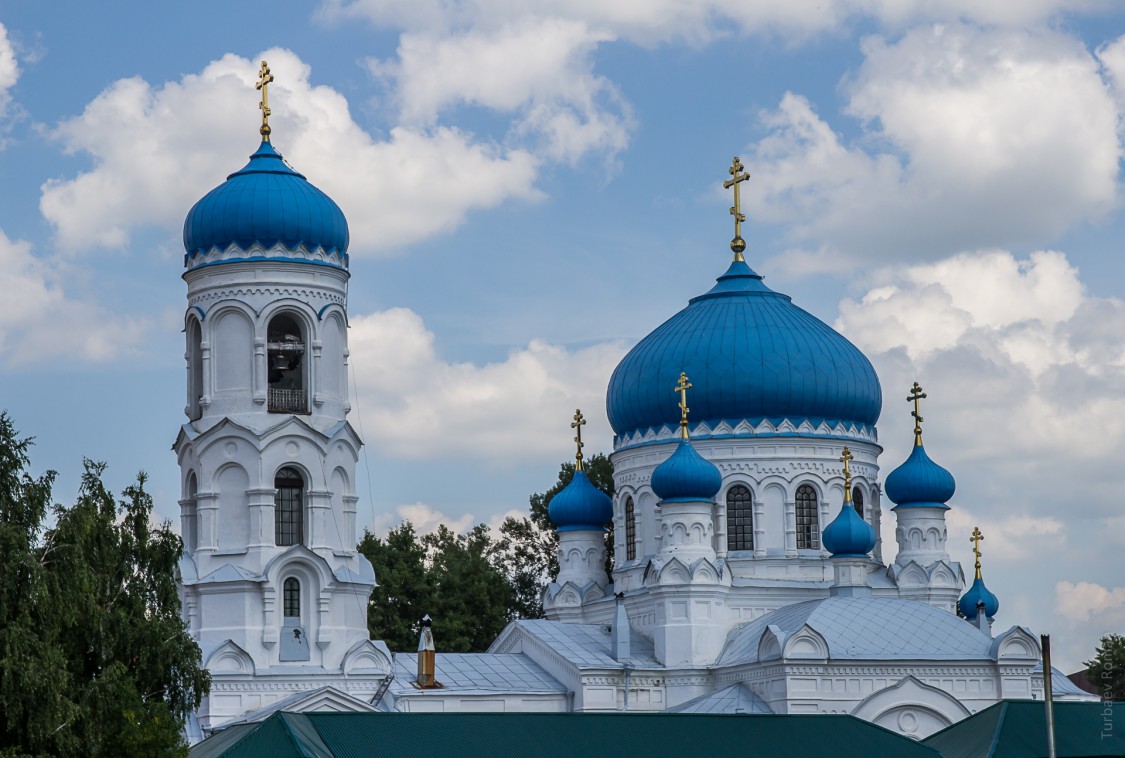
267,313,307,414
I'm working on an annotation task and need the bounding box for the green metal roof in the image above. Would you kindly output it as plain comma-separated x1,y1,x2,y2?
191,712,942,757
923,700,1124,757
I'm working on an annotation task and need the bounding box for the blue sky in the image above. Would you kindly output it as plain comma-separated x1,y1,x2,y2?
2,1,1125,671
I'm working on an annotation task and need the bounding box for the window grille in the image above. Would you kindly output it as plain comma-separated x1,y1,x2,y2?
795,484,819,550
625,496,636,561
726,484,754,551
283,577,300,618
275,467,304,547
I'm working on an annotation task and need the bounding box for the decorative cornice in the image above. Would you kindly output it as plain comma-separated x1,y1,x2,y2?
189,286,346,308
614,418,878,451
185,241,348,271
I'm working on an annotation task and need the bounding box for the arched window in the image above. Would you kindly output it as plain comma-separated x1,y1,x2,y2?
624,496,636,561
283,577,300,618
267,313,307,414
275,467,304,547
187,318,203,420
795,484,819,550
726,484,754,551
852,486,866,520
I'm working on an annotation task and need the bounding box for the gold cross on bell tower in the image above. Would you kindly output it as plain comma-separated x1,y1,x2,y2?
675,372,693,440
970,526,984,580
723,156,750,262
571,409,587,470
907,381,927,446
840,446,854,504
256,61,275,141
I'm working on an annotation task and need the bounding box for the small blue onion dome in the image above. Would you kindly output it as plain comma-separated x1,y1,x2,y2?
606,260,882,442
183,140,349,264
651,439,722,502
548,470,613,532
959,576,1000,620
884,444,956,507
822,503,876,558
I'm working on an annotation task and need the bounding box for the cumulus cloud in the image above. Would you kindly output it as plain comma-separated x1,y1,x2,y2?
348,306,625,460
321,0,1106,45
945,506,1065,564
747,25,1120,267
0,22,17,120
370,18,632,163
40,48,539,255
1055,581,1125,623
370,501,525,536
0,229,147,366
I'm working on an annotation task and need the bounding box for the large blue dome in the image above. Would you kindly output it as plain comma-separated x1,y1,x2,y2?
183,140,349,266
606,260,882,442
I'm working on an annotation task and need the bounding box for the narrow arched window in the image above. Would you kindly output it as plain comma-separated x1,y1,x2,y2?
852,486,866,520
283,577,300,618
187,318,203,421
624,496,636,561
795,484,819,550
275,467,304,547
267,313,307,414
726,485,753,551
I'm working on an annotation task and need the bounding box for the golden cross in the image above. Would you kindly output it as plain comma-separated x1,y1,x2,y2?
571,408,587,470
840,446,854,504
256,61,275,141
971,526,984,580
907,381,927,446
674,371,692,440
723,156,751,262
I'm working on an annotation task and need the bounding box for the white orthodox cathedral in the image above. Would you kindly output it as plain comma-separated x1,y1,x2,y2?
176,66,1095,743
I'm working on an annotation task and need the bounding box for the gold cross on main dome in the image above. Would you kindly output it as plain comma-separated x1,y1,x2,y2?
840,446,854,504
571,409,586,471
723,156,750,262
971,526,984,580
256,61,275,141
675,371,692,440
907,381,927,446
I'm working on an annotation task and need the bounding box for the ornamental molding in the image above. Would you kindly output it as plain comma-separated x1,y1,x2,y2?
185,241,348,271
189,287,346,309
614,417,878,451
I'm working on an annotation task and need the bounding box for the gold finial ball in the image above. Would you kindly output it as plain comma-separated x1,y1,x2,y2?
730,236,746,254
260,124,272,137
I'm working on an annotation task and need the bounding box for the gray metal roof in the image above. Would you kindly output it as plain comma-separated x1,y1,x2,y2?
667,684,774,714
511,619,659,669
719,596,994,664
390,652,567,694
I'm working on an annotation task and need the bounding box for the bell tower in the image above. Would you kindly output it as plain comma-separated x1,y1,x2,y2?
174,62,390,735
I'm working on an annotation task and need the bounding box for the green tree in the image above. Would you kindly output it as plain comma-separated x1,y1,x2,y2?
358,522,433,652
0,413,209,757
1086,633,1125,701
360,522,514,653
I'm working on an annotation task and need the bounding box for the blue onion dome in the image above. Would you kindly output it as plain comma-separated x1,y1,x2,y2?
606,260,882,443
959,576,1000,620
651,438,723,502
183,140,349,268
884,443,956,508
548,470,613,532
822,502,876,558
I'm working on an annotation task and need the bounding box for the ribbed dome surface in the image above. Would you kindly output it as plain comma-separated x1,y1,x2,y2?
548,470,613,532
606,260,882,440
183,141,349,262
822,503,876,557
650,439,722,501
959,577,1000,620
884,443,956,508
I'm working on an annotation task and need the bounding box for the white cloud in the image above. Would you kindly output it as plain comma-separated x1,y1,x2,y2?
0,22,17,120
945,507,1065,564
0,228,147,366
747,25,1120,266
40,48,540,255
370,501,525,536
321,0,1107,45
371,18,632,164
1055,581,1125,623
348,306,626,459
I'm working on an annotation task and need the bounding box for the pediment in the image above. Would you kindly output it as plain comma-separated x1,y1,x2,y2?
206,639,256,675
